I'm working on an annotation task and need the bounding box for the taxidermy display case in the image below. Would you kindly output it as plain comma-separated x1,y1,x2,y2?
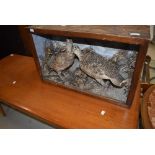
28,25,150,107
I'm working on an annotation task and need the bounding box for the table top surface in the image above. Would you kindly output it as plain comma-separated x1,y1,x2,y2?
29,25,150,43
0,54,140,128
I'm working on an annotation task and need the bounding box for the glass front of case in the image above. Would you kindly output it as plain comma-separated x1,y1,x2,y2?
32,34,139,105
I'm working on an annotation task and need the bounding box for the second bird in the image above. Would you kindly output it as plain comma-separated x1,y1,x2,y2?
72,45,126,87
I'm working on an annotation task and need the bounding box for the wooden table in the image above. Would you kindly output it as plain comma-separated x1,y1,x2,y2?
0,54,141,128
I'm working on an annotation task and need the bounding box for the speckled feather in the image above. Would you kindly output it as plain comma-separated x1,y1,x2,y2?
49,39,75,73
73,47,125,87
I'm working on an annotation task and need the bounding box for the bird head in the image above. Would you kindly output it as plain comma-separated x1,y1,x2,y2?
72,45,81,59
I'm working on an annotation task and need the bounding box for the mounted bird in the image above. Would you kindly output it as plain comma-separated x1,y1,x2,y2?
47,39,75,79
72,45,126,87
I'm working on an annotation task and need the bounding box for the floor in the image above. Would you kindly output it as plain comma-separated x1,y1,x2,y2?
0,43,155,129
0,104,53,129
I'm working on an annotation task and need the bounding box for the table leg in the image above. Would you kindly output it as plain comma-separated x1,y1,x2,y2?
0,104,5,116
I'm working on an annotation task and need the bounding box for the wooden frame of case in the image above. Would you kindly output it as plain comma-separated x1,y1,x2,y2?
27,25,150,108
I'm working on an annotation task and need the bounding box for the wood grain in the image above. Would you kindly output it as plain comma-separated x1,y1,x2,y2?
126,40,149,105
29,25,150,44
0,55,141,128
141,85,155,128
